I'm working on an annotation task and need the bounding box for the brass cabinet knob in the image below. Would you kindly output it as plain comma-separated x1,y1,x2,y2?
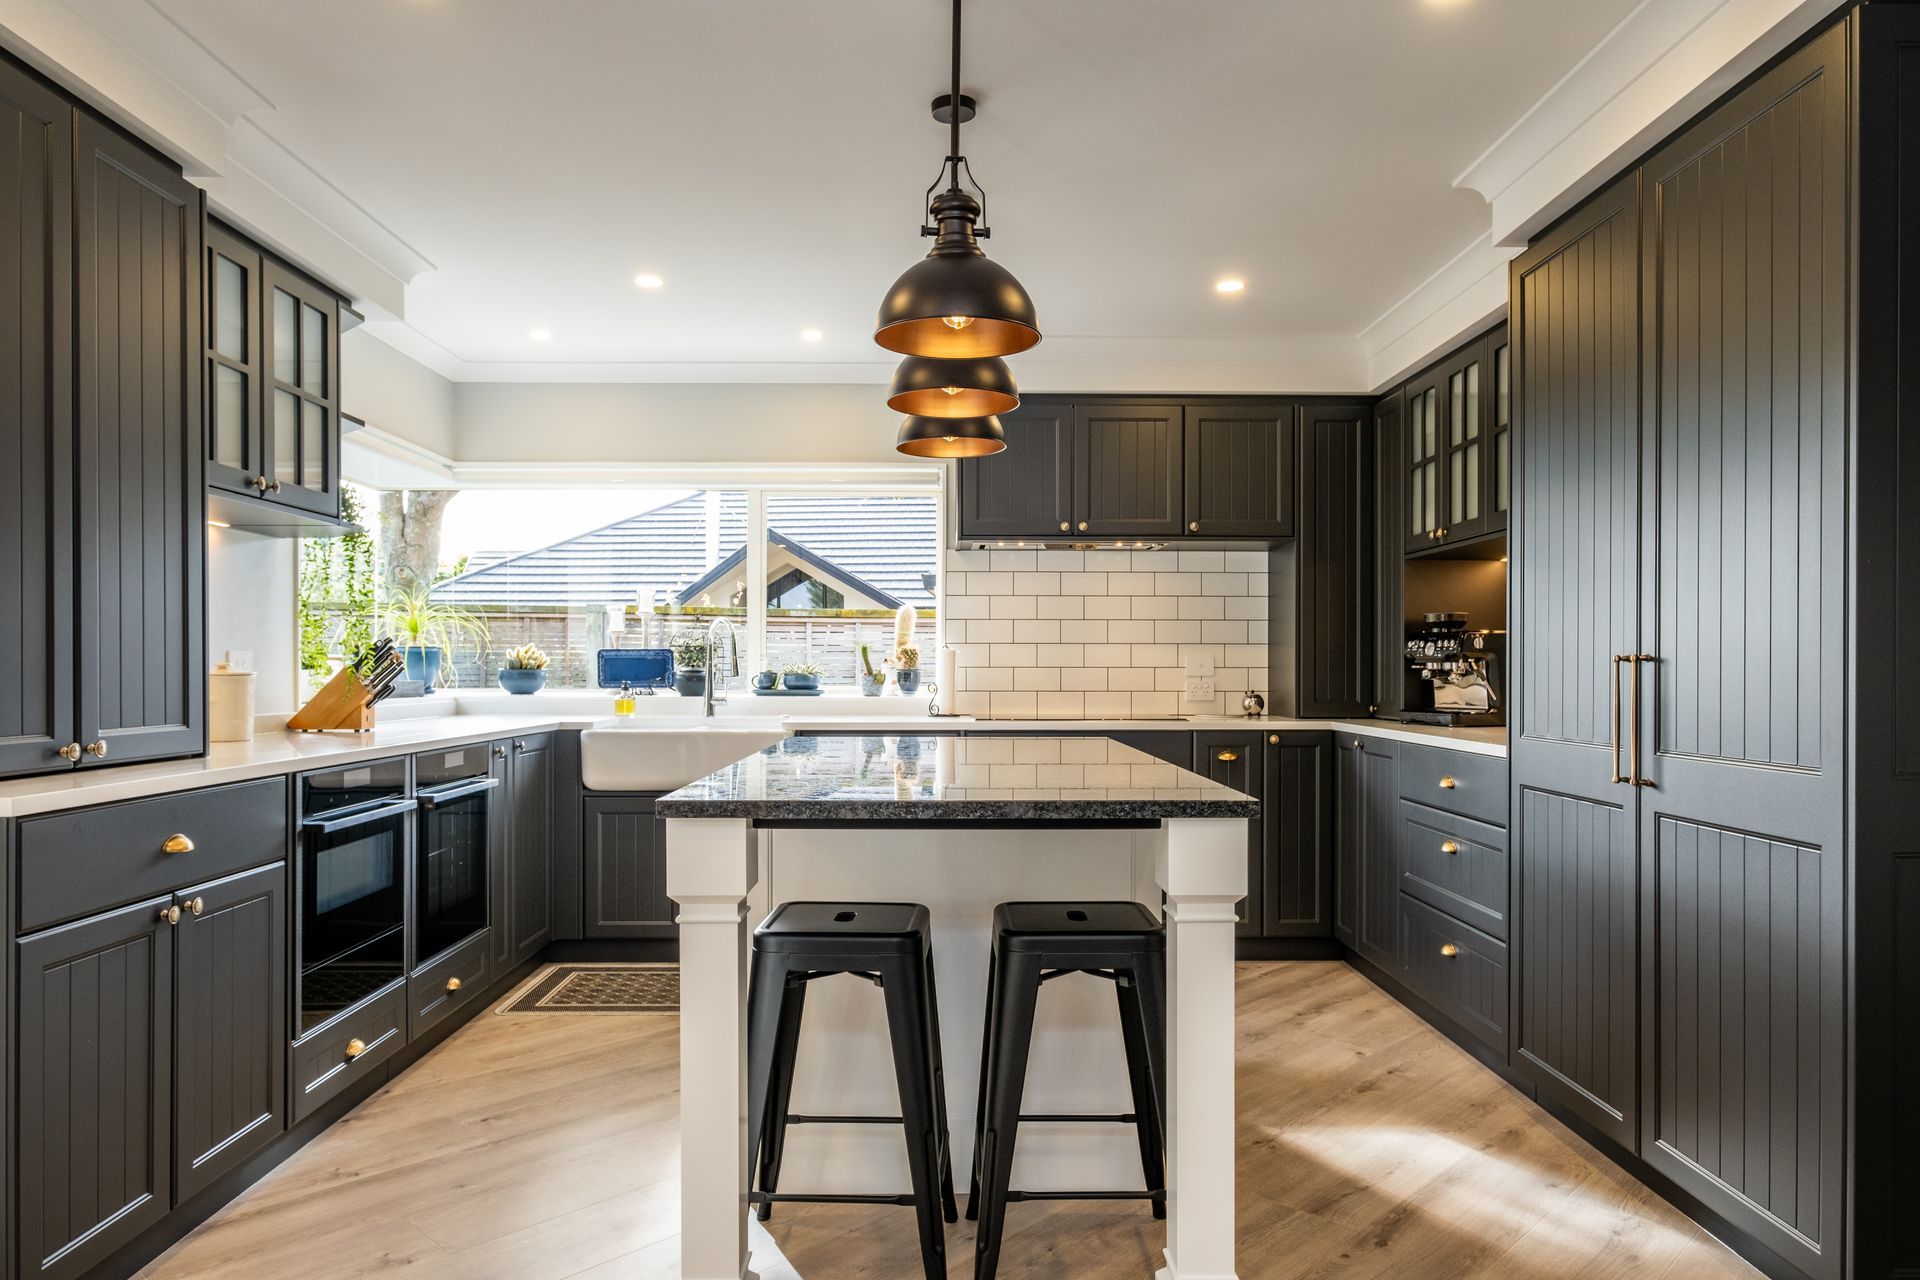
493,746,507,759
1189,521,1200,532
1269,735,1279,745
1077,521,1088,532
1439,775,1457,790
252,475,269,492
162,833,195,855
1216,749,1239,762
446,977,462,992
1059,521,1069,532
160,905,181,925
1440,840,1459,855
84,740,107,758
188,896,204,916
56,742,81,761
1439,942,1459,958
345,1038,367,1060
267,480,282,494
1352,738,1363,749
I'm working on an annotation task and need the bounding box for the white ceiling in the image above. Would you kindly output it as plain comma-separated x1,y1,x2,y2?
149,0,1641,384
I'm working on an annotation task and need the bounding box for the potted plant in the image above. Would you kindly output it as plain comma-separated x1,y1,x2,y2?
671,635,709,698
498,643,549,694
893,644,922,695
382,589,490,693
782,660,823,692
857,644,885,696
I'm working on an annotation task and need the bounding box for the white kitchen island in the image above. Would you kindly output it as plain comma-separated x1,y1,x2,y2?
659,734,1256,1280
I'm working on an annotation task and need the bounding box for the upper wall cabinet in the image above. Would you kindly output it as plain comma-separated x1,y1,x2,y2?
205,217,348,528
1402,324,1507,552
956,396,1311,545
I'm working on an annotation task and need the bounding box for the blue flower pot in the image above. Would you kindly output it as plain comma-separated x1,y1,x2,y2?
403,645,443,693
498,668,547,695
896,669,921,695
783,673,819,691
675,670,707,698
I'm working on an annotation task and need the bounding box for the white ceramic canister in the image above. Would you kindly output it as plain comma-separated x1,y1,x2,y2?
208,663,257,742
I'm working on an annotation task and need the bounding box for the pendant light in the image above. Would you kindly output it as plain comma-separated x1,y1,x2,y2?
874,0,1039,360
887,353,1018,418
896,413,1006,458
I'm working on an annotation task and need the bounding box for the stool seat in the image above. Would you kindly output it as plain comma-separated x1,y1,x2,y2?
756,901,930,955
993,901,1163,950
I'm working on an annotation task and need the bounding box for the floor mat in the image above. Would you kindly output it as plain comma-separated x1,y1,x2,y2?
500,964,679,1013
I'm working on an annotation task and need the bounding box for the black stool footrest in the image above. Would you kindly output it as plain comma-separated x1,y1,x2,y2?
784,1113,904,1125
1004,1189,1166,1203
752,1191,918,1207
1017,1112,1138,1124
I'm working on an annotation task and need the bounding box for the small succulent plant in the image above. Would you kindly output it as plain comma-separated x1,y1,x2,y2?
893,644,920,671
671,636,709,670
504,643,549,671
782,660,824,679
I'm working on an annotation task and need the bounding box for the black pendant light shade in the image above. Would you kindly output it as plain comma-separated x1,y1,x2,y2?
887,352,1018,418
895,412,1006,458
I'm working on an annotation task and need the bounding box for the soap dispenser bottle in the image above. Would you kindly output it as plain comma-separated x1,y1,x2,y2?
614,681,637,718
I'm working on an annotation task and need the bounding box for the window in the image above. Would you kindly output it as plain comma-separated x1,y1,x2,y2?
303,483,940,692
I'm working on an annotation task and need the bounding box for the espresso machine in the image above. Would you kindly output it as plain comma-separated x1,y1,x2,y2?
1402,612,1505,727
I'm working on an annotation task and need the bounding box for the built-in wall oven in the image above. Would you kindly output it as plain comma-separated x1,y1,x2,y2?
413,743,499,966
296,757,414,1036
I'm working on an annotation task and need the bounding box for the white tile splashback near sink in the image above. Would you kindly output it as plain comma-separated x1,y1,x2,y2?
943,547,1268,719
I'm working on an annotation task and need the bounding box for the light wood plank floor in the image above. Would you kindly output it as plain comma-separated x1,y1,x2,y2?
138,962,1759,1279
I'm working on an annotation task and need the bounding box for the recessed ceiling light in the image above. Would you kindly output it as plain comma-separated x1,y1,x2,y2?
800,328,824,343
528,327,551,342
634,273,664,289
1215,278,1246,295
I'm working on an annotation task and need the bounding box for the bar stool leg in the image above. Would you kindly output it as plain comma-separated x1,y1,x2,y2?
974,949,1041,1280
879,955,950,1280
745,949,790,1209
922,950,960,1224
965,944,999,1222
1115,969,1167,1220
755,974,809,1221
1133,947,1170,1144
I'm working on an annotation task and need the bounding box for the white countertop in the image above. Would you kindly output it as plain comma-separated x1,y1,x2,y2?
0,697,1503,818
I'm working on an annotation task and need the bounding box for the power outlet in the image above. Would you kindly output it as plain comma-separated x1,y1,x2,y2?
1184,676,1215,703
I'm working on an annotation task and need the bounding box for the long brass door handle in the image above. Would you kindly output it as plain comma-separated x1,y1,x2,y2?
1630,653,1655,787
1610,655,1626,784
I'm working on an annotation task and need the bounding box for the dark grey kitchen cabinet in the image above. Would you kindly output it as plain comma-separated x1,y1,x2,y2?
1400,323,1506,555
1333,733,1398,969
583,795,676,939
506,735,556,964
1193,731,1263,936
1509,169,1643,1152
0,60,75,779
1271,401,1374,717
17,895,174,1280
74,109,205,769
956,402,1073,540
487,740,513,970
1262,731,1332,937
172,862,287,1202
1402,365,1442,551
1633,27,1848,1273
1182,402,1295,537
204,221,265,498
1371,392,1405,717
1487,326,1511,531
1073,402,1184,538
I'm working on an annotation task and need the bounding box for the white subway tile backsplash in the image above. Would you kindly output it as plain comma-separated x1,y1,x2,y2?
942,546,1268,718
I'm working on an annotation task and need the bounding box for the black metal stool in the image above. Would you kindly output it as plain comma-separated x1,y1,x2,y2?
747,901,958,1280
967,901,1168,1280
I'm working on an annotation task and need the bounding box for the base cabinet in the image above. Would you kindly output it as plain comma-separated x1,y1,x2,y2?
583,795,675,939
491,735,555,968
1334,734,1399,968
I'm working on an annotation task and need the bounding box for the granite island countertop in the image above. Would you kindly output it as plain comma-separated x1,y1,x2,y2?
654,733,1261,823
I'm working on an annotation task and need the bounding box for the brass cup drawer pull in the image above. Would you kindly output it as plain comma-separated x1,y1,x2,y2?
1438,775,1457,790
1440,840,1459,855
345,1038,368,1061
446,977,463,993
1215,749,1239,762
1439,942,1459,958
162,833,195,855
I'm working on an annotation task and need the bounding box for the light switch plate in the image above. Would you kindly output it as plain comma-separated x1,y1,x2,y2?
1183,653,1215,677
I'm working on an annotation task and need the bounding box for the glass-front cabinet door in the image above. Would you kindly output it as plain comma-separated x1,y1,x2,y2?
1490,327,1511,530
261,260,341,516
1440,344,1491,542
1404,382,1441,551
205,224,264,497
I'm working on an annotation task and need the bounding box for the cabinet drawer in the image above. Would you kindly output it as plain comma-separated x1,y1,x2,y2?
410,928,491,1039
291,981,405,1123
1396,894,1508,1054
1396,802,1508,941
1396,743,1507,827
18,777,289,932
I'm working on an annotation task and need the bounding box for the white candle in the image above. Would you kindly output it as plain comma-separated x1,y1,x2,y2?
936,645,958,713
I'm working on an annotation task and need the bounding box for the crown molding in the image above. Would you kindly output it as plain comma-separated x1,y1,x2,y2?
1358,233,1514,393
1457,0,1838,247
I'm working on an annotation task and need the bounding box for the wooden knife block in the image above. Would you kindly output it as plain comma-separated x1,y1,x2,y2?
287,666,377,733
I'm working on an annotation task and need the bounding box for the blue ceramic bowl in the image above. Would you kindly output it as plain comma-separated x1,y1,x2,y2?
498,668,547,695
783,673,820,691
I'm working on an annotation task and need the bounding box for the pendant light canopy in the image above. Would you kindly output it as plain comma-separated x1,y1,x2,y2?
887,353,1019,418
895,413,1006,459
875,0,1039,362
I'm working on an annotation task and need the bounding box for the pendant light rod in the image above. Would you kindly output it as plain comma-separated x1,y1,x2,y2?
949,0,962,174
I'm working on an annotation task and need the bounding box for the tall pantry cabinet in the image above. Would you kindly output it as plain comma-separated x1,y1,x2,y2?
1508,10,1920,1279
